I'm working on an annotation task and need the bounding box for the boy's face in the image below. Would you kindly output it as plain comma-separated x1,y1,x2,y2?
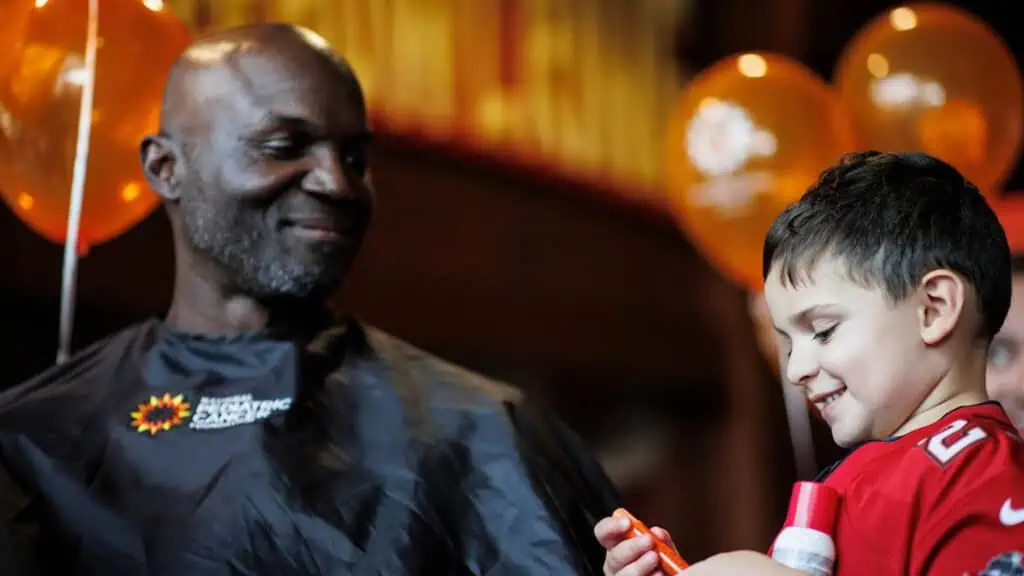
765,258,933,447
986,274,1024,432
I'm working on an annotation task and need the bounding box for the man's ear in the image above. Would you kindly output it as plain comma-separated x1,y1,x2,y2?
917,268,967,346
140,134,182,202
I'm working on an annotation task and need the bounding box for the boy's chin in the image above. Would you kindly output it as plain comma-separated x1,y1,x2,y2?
830,425,871,448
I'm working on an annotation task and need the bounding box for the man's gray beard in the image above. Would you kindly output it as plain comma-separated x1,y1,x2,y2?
179,199,336,300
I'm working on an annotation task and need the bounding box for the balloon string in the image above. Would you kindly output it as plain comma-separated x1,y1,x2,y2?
57,0,100,364
781,377,818,480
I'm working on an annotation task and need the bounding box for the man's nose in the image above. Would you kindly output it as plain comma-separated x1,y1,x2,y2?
302,147,348,197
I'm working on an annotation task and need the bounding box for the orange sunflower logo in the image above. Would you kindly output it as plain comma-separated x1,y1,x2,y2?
130,393,191,435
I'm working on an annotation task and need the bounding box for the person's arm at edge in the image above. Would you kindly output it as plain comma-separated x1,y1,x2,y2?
0,449,38,576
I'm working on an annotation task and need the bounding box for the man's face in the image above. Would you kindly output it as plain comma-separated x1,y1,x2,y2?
986,275,1024,432
765,258,932,447
176,50,374,300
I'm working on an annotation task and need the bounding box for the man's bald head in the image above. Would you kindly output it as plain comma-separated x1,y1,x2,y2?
141,23,374,303
160,23,363,144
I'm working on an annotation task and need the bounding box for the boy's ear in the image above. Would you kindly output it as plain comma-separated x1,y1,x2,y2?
916,269,967,345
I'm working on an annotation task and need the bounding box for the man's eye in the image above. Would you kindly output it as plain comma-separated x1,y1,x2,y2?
259,137,303,159
988,339,1019,369
341,148,367,177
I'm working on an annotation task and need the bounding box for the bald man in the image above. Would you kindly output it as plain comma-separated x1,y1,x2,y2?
0,24,619,575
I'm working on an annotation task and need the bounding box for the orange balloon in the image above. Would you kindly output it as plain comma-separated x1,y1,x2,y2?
663,53,857,291
990,194,1024,255
0,0,192,249
834,4,1024,193
0,1,32,83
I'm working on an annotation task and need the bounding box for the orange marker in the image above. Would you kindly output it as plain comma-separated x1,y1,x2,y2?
613,508,689,573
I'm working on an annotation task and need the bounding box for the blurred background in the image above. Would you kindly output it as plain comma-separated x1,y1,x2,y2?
1,0,1022,562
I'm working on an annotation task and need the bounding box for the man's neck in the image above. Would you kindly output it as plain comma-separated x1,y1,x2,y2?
165,263,325,338
166,293,271,335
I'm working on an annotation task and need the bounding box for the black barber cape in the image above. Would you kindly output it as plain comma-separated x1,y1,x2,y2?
0,317,619,575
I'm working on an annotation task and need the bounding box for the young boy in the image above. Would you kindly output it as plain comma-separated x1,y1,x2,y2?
596,152,1024,575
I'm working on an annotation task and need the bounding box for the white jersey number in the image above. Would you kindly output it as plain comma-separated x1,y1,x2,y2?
924,419,988,466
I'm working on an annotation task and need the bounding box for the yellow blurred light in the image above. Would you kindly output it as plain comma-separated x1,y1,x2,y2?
17,193,34,210
737,54,767,78
866,53,889,78
121,182,142,202
697,97,721,111
889,7,918,31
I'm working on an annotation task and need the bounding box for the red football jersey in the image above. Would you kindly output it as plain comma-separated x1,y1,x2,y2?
815,403,1024,575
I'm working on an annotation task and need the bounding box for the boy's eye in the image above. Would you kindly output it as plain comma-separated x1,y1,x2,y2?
813,325,837,343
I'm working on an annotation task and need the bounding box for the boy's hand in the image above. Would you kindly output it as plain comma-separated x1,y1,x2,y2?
594,514,677,575
681,551,804,575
